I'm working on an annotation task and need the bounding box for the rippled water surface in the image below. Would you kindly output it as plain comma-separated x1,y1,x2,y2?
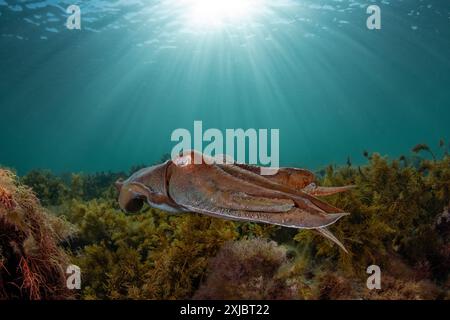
1,0,449,173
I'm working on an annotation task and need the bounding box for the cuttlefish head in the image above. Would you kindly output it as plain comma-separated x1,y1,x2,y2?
115,161,173,213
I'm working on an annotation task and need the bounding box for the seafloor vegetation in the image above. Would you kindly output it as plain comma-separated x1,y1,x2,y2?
0,142,449,300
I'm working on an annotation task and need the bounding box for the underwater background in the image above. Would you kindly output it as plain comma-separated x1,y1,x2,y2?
1,0,449,174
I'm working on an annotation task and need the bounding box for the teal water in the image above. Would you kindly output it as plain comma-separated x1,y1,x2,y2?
1,0,449,174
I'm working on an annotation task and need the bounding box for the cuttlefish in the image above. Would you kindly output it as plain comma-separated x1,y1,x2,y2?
115,151,353,252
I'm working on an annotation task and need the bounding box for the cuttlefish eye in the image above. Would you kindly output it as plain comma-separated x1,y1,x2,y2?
116,180,146,213
123,197,144,213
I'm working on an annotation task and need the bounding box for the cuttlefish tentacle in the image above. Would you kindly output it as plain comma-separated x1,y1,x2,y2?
231,163,316,191
227,161,355,198
116,151,354,252
302,183,357,197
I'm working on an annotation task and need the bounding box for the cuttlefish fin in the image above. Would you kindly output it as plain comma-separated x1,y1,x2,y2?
316,227,348,253
303,183,356,197
179,201,349,229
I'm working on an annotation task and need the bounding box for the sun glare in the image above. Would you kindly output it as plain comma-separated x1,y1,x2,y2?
184,0,262,28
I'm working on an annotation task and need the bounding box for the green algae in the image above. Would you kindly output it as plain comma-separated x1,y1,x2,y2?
1,144,448,299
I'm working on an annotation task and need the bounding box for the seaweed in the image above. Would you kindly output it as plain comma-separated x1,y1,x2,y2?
56,199,238,299
194,239,296,300
0,169,73,299
2,142,448,300
412,143,436,161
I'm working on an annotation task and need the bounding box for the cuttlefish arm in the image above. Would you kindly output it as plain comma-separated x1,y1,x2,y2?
302,183,357,197
167,155,349,229
230,162,356,196
220,162,353,251
230,163,316,191
217,163,344,214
